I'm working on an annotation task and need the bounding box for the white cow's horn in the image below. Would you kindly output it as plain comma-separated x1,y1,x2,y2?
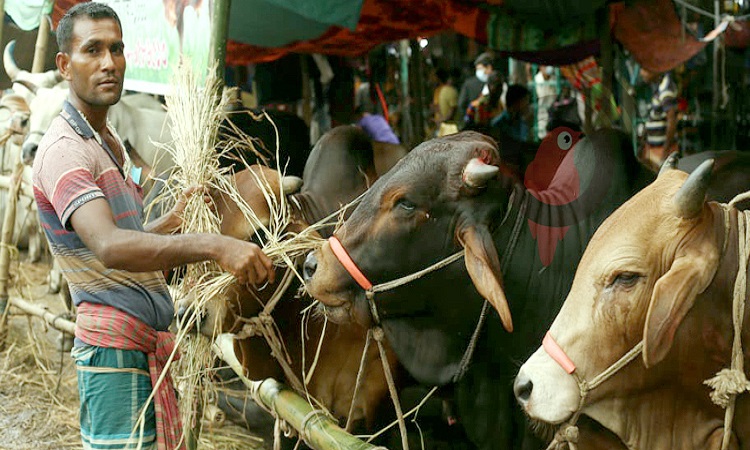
673,159,713,219
463,157,499,189
12,79,37,95
3,40,20,80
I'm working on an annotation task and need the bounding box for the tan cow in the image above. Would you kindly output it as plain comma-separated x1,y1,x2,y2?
515,160,750,449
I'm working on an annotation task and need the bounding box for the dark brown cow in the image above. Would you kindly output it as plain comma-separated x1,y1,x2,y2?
303,130,651,449
515,161,750,449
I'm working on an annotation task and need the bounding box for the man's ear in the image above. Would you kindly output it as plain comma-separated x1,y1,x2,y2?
56,52,72,81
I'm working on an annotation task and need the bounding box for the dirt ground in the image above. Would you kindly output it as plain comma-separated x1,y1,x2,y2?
0,258,266,450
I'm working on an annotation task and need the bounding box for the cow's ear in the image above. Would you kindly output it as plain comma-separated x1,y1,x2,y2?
459,224,513,332
643,234,720,367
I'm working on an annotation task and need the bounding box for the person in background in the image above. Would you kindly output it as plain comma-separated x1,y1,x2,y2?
488,84,534,175
458,52,495,127
462,71,504,130
431,67,459,136
353,106,400,144
640,67,678,169
534,65,558,139
491,84,532,143
33,3,274,449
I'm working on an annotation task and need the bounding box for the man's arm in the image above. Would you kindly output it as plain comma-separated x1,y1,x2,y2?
70,198,274,286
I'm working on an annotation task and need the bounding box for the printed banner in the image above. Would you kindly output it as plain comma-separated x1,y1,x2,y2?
99,0,212,95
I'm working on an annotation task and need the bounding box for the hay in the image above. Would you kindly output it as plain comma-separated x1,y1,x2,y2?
0,277,81,450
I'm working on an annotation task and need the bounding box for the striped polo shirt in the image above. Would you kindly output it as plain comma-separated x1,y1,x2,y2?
32,100,173,331
645,73,678,147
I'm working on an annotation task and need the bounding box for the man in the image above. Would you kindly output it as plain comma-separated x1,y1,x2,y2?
457,52,495,127
640,67,678,169
490,84,532,143
431,68,459,136
32,4,274,449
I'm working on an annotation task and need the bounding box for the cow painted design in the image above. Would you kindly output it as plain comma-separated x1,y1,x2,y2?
524,127,583,266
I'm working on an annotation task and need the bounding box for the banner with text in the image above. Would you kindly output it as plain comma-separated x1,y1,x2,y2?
99,0,212,95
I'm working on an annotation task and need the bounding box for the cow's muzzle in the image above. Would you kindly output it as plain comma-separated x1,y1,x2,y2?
303,251,317,282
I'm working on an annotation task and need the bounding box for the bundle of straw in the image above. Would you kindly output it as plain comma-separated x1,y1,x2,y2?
149,59,328,448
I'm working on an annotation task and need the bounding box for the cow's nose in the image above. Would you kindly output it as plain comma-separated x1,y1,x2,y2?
514,374,533,405
22,143,37,165
303,252,318,282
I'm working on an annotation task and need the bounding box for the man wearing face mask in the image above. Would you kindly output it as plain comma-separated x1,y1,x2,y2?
458,52,495,127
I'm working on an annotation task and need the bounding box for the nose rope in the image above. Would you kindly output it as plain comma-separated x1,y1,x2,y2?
543,331,644,450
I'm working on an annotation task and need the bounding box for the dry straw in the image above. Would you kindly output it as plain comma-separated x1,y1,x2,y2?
136,59,327,449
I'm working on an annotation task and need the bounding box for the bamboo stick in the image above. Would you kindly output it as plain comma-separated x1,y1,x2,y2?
213,334,386,450
7,296,75,335
32,12,51,73
0,160,24,341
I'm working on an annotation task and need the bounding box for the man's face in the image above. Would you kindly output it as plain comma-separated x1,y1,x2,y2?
58,17,125,109
477,63,493,75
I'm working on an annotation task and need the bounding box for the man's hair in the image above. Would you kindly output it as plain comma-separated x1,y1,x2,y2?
57,2,122,53
505,84,530,108
474,52,494,68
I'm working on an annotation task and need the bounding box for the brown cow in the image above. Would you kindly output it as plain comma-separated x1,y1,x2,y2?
179,127,401,438
515,160,750,449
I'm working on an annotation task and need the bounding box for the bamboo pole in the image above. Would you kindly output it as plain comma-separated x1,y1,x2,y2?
7,296,75,335
213,334,386,450
0,159,23,347
32,3,53,74
0,0,6,61
209,0,231,81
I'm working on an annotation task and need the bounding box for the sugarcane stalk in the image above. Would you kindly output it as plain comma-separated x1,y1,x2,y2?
212,334,386,450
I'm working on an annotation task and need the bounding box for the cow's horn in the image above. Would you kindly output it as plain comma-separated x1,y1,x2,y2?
657,152,679,177
673,159,714,219
12,80,37,95
463,157,499,188
3,40,20,80
281,176,303,195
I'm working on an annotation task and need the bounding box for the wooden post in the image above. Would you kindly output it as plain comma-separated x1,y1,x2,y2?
301,54,312,126
32,2,54,73
0,159,24,347
399,40,413,147
0,0,6,60
213,334,385,450
209,0,231,82
410,40,425,144
711,0,720,149
599,4,614,127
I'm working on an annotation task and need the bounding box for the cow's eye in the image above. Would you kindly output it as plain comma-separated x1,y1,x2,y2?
394,198,416,212
608,271,641,288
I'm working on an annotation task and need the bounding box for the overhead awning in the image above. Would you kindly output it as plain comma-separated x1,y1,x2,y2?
49,0,731,72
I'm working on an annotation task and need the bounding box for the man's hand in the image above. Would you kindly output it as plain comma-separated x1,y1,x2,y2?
214,237,275,287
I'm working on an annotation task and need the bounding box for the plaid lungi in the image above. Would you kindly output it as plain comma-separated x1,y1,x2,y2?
74,303,185,450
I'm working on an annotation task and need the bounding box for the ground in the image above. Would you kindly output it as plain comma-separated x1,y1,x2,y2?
0,257,266,450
